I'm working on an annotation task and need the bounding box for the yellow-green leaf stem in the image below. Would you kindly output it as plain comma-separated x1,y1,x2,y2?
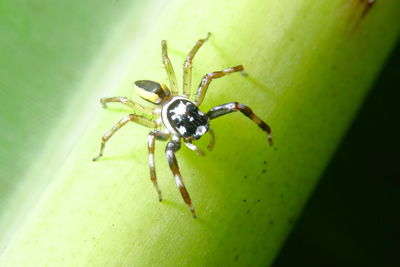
0,0,399,266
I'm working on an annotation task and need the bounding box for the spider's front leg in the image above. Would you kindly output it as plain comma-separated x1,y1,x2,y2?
148,130,169,201
165,139,196,218
207,102,273,145
92,114,157,161
195,65,244,106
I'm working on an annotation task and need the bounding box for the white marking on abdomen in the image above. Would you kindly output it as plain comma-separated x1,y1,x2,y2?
196,125,207,136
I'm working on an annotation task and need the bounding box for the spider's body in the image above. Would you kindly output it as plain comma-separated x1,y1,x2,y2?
162,97,209,140
93,34,272,218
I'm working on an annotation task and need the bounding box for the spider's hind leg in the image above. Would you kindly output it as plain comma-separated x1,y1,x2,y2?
166,139,197,218
207,128,215,151
207,102,272,145
183,140,205,156
183,127,215,155
148,130,170,201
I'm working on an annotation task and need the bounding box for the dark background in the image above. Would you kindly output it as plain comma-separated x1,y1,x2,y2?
273,42,399,267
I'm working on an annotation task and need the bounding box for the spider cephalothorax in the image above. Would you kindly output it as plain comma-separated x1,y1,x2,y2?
93,33,272,218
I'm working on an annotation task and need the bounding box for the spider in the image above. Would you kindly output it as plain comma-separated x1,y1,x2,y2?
92,33,272,218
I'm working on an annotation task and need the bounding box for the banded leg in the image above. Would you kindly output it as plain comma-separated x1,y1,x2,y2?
93,114,158,161
207,102,273,145
183,140,205,156
148,130,170,201
100,97,157,116
207,128,215,151
182,33,210,98
166,140,196,218
194,65,244,106
162,40,179,95
183,128,214,155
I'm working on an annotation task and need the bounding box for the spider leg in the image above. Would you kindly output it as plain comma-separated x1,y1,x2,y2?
207,102,273,145
194,65,244,106
100,97,158,115
92,114,158,161
182,33,210,99
161,40,179,95
183,140,205,156
183,128,214,155
166,139,196,218
148,130,170,201
207,127,215,151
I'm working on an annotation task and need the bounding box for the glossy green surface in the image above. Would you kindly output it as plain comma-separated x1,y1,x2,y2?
0,0,399,266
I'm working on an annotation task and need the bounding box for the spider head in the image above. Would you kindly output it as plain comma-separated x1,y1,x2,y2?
134,80,170,105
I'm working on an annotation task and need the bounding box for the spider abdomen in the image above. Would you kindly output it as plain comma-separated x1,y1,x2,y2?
161,97,209,140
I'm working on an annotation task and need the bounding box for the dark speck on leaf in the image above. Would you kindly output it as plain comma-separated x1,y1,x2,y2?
269,220,275,225
243,199,247,202
257,199,261,203
246,209,251,214
262,169,266,173
263,160,267,165
244,175,248,179
234,255,239,261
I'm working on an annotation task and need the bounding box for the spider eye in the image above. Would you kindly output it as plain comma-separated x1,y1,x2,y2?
135,80,170,104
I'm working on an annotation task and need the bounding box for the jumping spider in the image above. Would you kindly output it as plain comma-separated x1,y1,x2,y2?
93,33,272,218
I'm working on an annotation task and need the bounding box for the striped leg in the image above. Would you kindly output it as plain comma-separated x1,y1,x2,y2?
161,40,179,95
165,140,196,218
194,65,244,106
100,97,156,115
183,140,205,156
207,127,215,151
92,114,157,161
148,130,169,201
183,128,215,155
182,33,210,98
207,102,273,145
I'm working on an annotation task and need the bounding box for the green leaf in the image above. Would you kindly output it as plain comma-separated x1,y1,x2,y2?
1,0,399,266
